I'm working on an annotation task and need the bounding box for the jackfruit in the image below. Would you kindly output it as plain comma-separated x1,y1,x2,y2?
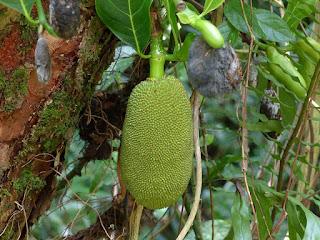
120,76,193,210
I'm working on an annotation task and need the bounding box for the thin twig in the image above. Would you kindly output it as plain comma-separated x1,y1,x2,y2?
15,201,29,240
177,191,187,236
239,0,254,38
239,0,259,238
176,90,202,240
64,160,111,238
282,76,320,209
271,57,320,233
306,119,315,188
247,155,272,239
276,61,320,192
301,189,320,205
200,113,214,240
52,168,111,239
151,204,177,240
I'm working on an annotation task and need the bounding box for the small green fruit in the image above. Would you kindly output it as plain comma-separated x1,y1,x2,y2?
191,19,225,48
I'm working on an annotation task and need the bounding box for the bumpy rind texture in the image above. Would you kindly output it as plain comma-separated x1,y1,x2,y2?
49,0,80,39
121,76,193,210
188,37,241,98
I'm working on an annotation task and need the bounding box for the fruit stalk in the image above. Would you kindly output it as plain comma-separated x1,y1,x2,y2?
36,0,57,36
190,19,225,48
149,35,166,78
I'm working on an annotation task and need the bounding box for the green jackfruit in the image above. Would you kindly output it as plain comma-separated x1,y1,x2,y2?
120,76,193,210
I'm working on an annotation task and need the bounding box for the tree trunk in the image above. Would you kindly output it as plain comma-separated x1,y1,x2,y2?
0,1,117,239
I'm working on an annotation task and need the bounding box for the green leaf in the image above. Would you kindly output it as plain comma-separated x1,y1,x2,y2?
200,133,214,147
176,33,197,61
244,120,284,133
255,9,294,42
287,200,304,240
0,0,35,15
299,205,320,240
224,0,265,39
176,8,198,25
231,193,252,240
218,20,239,47
164,0,179,51
185,2,201,15
250,184,273,240
208,155,241,179
283,0,317,30
185,220,231,240
279,87,297,127
89,166,106,193
200,0,225,17
252,181,320,240
95,0,152,53
288,159,308,185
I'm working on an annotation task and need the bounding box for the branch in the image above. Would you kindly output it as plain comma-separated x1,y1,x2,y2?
130,203,144,240
176,90,202,240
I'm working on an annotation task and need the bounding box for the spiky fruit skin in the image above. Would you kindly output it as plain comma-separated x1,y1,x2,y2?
120,76,193,210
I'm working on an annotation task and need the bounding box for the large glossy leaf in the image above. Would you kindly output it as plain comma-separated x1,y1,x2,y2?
231,193,252,240
163,0,179,51
301,204,320,240
253,181,320,240
218,20,239,47
224,0,264,39
225,0,294,42
95,0,152,53
284,0,317,30
208,155,241,179
185,220,231,239
199,0,225,17
0,0,35,15
255,9,294,42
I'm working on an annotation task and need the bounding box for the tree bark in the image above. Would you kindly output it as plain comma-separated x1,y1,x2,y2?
0,1,117,239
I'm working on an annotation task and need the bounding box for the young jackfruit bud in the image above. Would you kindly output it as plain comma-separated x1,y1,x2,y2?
35,37,52,84
188,37,241,98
